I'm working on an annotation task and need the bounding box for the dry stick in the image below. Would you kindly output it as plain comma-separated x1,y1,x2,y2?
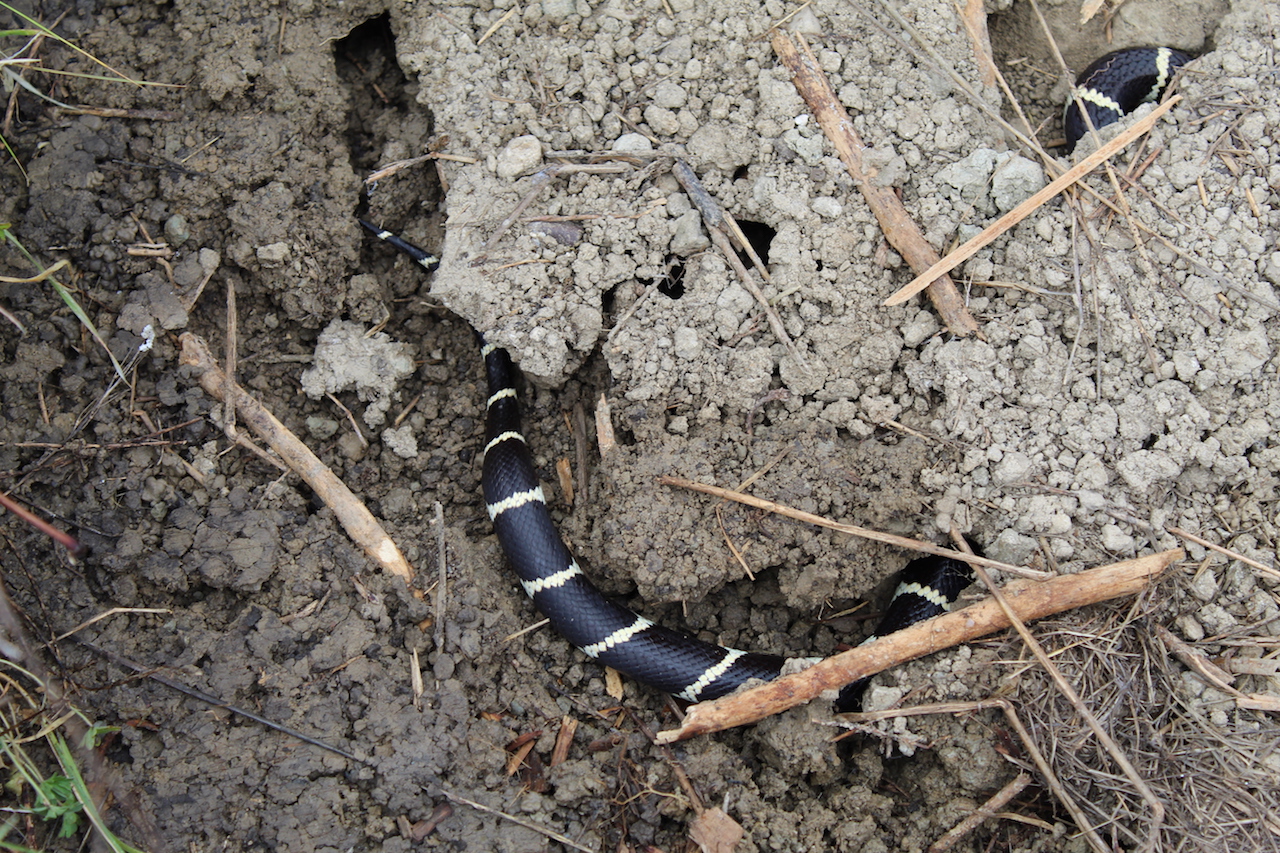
1155,624,1280,712
434,501,447,654
224,277,237,437
670,160,808,372
672,159,770,281
658,475,1045,578
655,549,1181,743
955,0,998,89
1167,525,1280,581
770,30,979,338
928,771,1033,853
949,534,1167,853
473,162,633,262
0,489,87,559
438,789,594,853
884,96,1182,306
179,332,414,583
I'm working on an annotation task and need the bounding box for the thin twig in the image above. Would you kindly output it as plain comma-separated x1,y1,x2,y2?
659,475,1044,577
434,501,447,654
671,160,809,371
49,607,170,644
438,789,594,852
1167,526,1280,581
74,639,363,764
884,97,1182,305
223,277,237,437
928,772,1034,852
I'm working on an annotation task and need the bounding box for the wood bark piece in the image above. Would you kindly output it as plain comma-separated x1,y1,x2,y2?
179,332,414,583
770,30,980,337
656,549,1182,742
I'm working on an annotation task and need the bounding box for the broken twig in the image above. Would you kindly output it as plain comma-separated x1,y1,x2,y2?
179,332,414,582
656,549,1182,742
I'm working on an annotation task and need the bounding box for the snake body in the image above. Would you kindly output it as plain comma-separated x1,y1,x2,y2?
359,44,1195,702
1064,46,1192,152
361,221,972,705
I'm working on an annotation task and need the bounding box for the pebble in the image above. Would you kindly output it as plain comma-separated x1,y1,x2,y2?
612,132,654,153
991,154,1046,212
497,135,543,179
164,214,190,246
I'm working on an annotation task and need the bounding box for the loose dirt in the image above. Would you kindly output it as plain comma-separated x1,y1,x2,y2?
2,0,1277,851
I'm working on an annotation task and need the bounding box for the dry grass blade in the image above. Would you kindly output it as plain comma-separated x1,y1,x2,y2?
884,97,1181,306
439,789,595,852
951,535,1164,852
1016,603,1280,851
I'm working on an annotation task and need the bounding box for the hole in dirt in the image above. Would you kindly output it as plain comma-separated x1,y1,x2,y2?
335,14,402,91
635,256,687,300
337,12,442,261
335,13,434,172
735,219,775,266
657,256,686,299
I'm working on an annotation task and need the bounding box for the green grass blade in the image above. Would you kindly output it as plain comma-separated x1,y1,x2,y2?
2,227,131,385
2,64,76,109
0,2,141,86
49,732,147,853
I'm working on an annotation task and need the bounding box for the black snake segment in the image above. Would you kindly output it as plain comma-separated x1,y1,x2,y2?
361,220,972,706
1064,46,1192,153
362,42,1194,706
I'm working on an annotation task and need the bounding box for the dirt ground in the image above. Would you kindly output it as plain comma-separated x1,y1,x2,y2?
2,0,1278,851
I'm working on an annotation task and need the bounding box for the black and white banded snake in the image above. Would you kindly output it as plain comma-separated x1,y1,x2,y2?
1064,46,1192,153
361,44,1191,707
360,219,972,709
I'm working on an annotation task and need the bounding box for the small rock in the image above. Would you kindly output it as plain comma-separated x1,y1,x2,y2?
991,154,1046,212
652,81,687,109
306,417,340,441
382,426,419,459
670,210,709,255
256,242,290,266
612,132,654,153
992,450,1033,485
164,214,190,246
673,326,701,360
1099,523,1135,553
497,135,543,179
810,196,842,218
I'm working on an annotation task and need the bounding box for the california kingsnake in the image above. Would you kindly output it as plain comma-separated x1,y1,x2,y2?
1063,46,1192,153
359,44,1194,704
361,220,972,707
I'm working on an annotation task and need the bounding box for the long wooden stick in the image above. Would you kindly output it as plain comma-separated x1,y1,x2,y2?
179,332,414,583
771,30,979,337
656,548,1182,742
883,96,1182,306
